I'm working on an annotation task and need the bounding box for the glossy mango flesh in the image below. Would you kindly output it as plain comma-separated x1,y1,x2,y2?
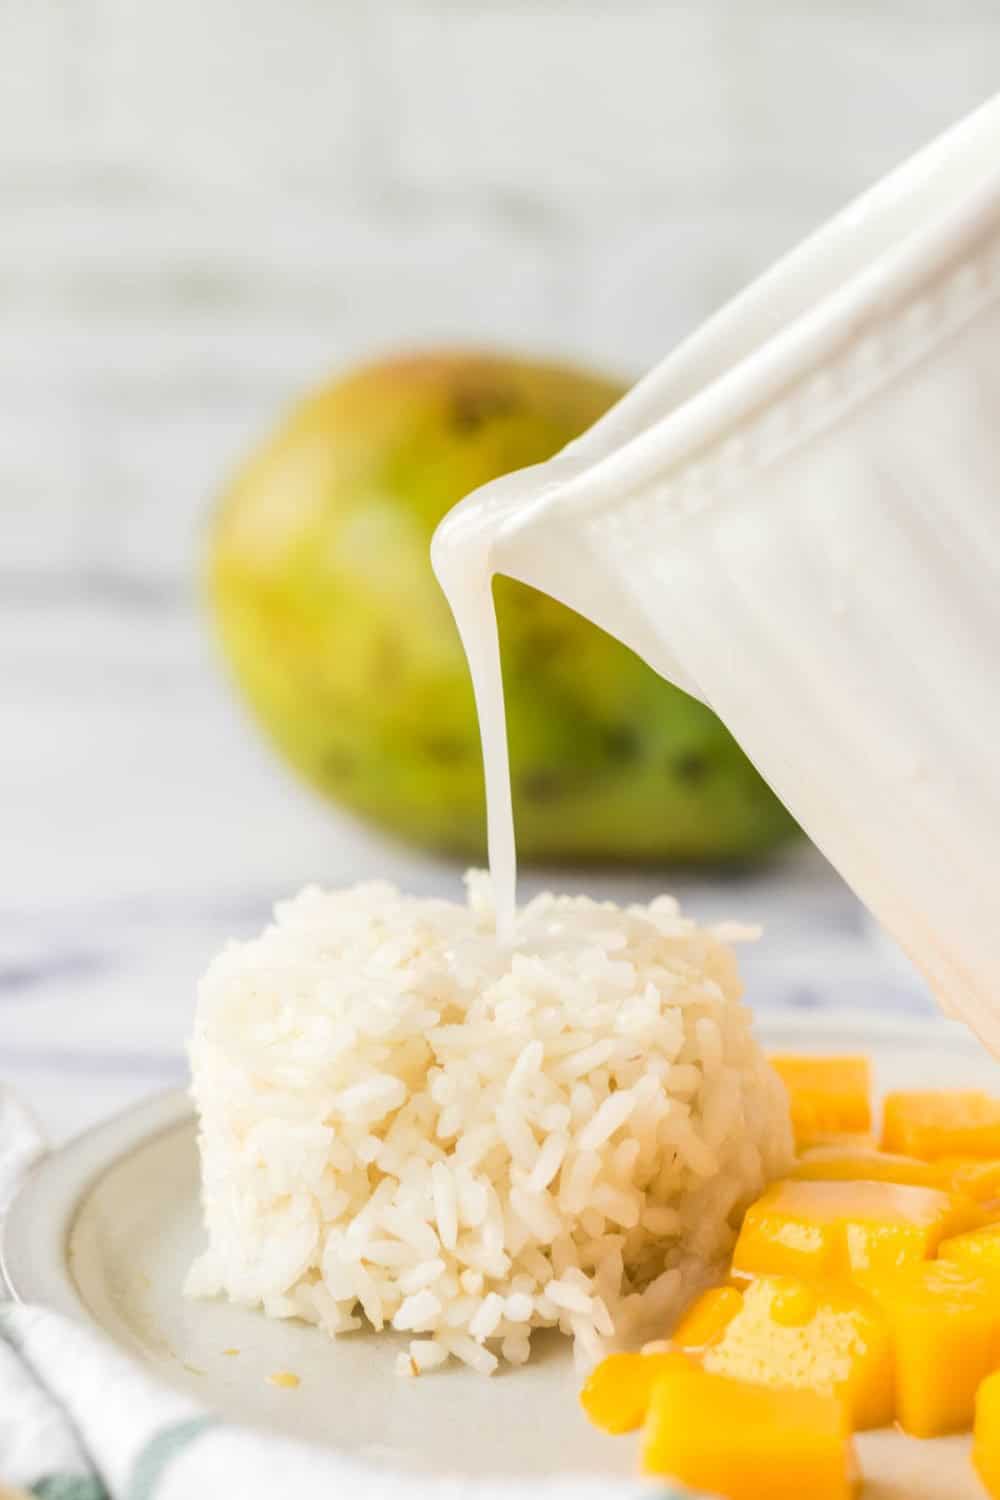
732,1178,973,1280
939,1221,1000,1275
882,1090,1000,1159
858,1259,1000,1436
578,1351,689,1435
641,1361,858,1499
943,1159,1000,1202
791,1145,949,1189
692,1276,893,1431
975,1370,1000,1498
769,1055,871,1146
672,1285,743,1351
580,1067,1000,1491
603,1274,892,1437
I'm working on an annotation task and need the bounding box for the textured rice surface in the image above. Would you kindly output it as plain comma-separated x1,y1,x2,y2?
186,873,792,1373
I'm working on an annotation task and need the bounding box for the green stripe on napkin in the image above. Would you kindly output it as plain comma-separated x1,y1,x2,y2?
127,1417,216,1500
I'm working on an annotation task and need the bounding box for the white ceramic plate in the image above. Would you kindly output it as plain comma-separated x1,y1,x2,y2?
3,1010,998,1497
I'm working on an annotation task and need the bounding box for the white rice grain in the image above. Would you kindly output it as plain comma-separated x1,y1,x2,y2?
578,1090,636,1151
468,1292,505,1340
393,1290,442,1332
430,1162,459,1252
409,1339,448,1372
398,1259,446,1294
546,1278,593,1315
526,1131,568,1193
510,1186,562,1243
504,1293,534,1323
440,1331,499,1375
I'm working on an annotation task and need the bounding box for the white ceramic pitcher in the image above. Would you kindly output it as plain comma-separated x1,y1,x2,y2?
433,93,1000,1051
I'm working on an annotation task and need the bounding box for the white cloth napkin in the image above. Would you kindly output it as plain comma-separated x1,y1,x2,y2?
0,1089,690,1500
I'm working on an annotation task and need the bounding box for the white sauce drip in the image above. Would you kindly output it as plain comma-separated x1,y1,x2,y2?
431,503,517,944
432,443,710,945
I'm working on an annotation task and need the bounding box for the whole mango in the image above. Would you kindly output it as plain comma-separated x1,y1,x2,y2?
208,350,797,862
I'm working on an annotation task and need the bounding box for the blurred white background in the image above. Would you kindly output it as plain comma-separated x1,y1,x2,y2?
3,1,988,1137
5,2,998,588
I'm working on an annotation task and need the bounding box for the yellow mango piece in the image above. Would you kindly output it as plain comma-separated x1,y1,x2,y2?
672,1286,743,1351
939,1221,1000,1276
974,1370,1000,1498
732,1178,972,1280
792,1145,949,1189
641,1360,858,1499
700,1275,893,1431
797,1133,875,1153
770,1055,871,1145
769,1278,819,1326
858,1259,1000,1437
579,1351,689,1435
882,1090,1000,1160
941,1158,1000,1202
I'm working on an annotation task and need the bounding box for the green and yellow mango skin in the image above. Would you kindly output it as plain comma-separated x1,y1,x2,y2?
208,350,798,863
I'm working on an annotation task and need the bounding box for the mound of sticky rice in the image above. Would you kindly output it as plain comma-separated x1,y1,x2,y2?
186,873,792,1374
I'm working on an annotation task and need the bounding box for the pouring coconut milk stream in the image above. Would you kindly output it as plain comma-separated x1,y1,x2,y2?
433,91,1000,1051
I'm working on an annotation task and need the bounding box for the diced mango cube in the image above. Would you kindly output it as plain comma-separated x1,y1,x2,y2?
858,1260,1000,1437
792,1145,949,1190
770,1055,871,1145
672,1286,743,1351
699,1275,893,1431
974,1370,1000,1498
939,1221,1000,1276
579,1351,689,1435
641,1361,858,1499
941,1158,1000,1203
732,1179,972,1281
882,1090,1000,1160
797,1133,876,1153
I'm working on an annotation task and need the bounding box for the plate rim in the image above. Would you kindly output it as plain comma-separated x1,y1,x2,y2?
1,1007,986,1320
0,1086,193,1312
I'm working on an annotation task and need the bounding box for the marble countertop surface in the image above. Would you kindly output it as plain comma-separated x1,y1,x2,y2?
1,590,935,1148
